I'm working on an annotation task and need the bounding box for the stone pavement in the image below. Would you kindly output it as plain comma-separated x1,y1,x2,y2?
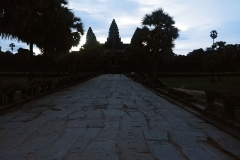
0,74,240,160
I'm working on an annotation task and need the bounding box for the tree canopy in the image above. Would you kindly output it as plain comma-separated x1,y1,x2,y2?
0,0,84,53
140,8,179,81
0,0,84,80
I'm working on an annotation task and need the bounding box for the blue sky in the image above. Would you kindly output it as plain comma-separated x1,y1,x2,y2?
1,0,240,55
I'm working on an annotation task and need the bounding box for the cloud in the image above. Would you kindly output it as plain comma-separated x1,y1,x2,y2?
125,0,237,54
69,1,108,14
1,0,240,55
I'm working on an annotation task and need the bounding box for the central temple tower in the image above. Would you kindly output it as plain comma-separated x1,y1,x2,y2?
104,19,123,49
100,19,129,73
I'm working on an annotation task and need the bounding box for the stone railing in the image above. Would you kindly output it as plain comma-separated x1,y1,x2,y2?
167,88,196,103
127,73,196,103
205,89,240,120
0,73,98,107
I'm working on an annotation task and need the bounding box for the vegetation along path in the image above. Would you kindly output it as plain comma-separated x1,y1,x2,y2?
0,75,240,159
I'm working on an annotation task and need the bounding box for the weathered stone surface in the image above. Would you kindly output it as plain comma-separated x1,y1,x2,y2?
63,128,86,138
0,74,239,159
144,130,168,141
104,121,120,131
86,140,116,152
117,139,149,153
18,136,58,150
34,120,66,137
36,137,76,159
70,138,91,153
66,120,89,128
119,152,155,160
0,150,36,160
87,120,105,128
119,130,144,140
0,135,29,150
66,152,119,160
97,130,119,140
149,141,185,160
68,110,86,120
83,128,101,139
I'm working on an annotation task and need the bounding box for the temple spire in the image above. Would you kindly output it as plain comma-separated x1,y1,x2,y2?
105,19,123,49
108,19,120,40
86,27,97,44
82,27,99,49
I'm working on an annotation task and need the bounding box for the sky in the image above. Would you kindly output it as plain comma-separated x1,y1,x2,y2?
1,0,240,55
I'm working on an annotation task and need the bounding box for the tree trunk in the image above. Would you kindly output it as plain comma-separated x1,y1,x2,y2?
211,71,215,83
0,59,1,87
152,50,162,83
0,68,1,87
153,71,158,83
28,42,34,81
218,72,221,82
151,61,159,83
43,49,47,79
56,49,59,77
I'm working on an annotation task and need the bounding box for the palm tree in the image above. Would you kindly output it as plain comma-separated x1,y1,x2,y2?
1,0,45,80
141,8,179,82
36,1,79,78
204,52,221,83
9,43,15,53
128,27,150,73
1,0,84,80
210,30,218,46
49,5,84,76
214,41,226,81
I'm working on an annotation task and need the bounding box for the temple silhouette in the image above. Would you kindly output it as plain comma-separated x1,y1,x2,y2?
78,19,130,73
101,19,129,73
104,19,124,50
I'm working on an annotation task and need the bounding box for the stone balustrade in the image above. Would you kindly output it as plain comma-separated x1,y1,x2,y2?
205,89,240,119
168,88,196,103
0,73,97,106
127,73,240,121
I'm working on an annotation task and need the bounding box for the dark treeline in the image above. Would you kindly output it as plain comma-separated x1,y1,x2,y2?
127,25,240,81
0,48,54,73
0,0,84,80
173,42,240,73
0,48,82,76
127,39,240,81
1,41,239,76
1,5,239,83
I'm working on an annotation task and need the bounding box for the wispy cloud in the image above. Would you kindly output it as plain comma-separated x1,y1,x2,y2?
1,0,240,55
127,0,240,54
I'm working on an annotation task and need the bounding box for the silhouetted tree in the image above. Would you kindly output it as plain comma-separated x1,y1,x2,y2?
9,43,15,53
187,48,205,72
210,30,218,46
0,0,84,80
37,3,84,78
204,47,222,83
173,55,188,73
141,8,179,82
126,27,149,73
224,44,240,71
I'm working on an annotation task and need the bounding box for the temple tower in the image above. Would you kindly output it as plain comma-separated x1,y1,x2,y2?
86,27,97,44
82,27,99,49
100,19,129,73
105,19,123,49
